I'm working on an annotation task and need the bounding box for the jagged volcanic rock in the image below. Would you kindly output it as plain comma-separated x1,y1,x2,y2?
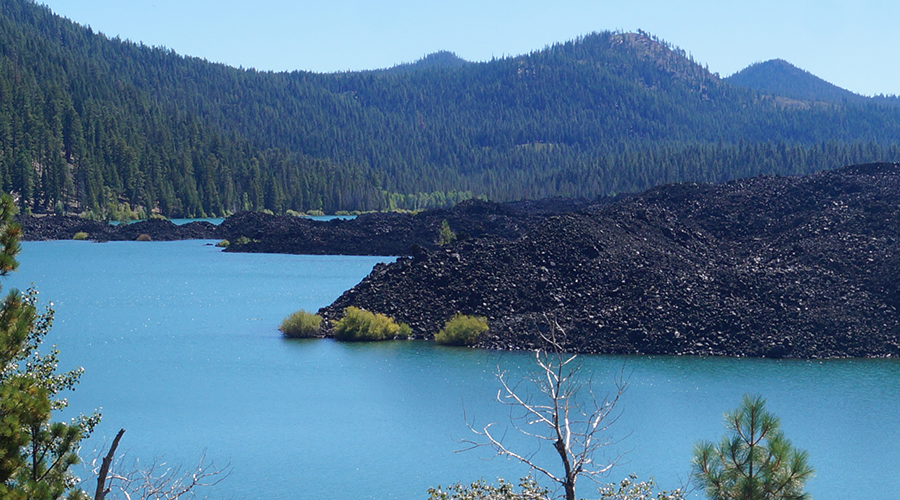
16,216,113,241
17,216,219,241
16,197,594,250
217,198,594,255
320,163,900,358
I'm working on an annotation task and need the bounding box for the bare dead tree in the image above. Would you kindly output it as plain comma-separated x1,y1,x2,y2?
95,428,126,500
463,319,627,500
89,433,230,500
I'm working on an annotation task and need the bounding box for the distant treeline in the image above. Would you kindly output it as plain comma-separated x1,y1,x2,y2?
1,0,899,217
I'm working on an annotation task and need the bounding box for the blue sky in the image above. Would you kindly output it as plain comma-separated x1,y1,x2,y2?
39,0,900,96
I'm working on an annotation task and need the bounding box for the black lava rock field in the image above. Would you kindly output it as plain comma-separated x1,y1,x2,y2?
214,197,592,255
320,163,900,358
16,215,220,242
17,197,590,252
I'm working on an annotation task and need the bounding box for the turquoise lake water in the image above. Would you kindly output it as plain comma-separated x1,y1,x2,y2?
5,240,899,499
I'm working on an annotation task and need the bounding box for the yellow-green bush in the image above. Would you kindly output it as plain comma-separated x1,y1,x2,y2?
135,233,152,241
434,314,488,346
333,306,411,341
438,219,456,246
72,232,89,240
279,310,323,338
215,239,230,247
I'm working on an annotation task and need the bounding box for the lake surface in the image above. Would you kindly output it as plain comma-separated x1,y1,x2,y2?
6,241,899,500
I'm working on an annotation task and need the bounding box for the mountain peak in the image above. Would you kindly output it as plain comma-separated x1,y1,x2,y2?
540,30,720,90
379,51,470,74
726,59,860,104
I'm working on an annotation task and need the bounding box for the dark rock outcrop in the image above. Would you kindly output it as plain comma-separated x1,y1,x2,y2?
15,216,113,241
17,216,219,241
320,163,900,358
16,198,594,251
216,198,594,255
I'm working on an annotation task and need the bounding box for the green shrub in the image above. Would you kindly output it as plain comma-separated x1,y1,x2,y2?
234,235,252,245
72,232,89,240
438,219,456,246
215,239,230,248
149,213,168,220
306,209,325,216
278,310,323,338
80,201,147,222
428,477,548,500
434,314,488,346
135,233,152,241
333,306,410,341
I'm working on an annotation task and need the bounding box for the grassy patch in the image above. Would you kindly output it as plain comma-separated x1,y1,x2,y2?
279,310,323,338
333,306,411,341
434,314,488,346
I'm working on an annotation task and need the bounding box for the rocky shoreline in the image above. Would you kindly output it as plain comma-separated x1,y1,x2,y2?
17,197,591,254
15,216,221,242
17,163,900,358
320,163,900,358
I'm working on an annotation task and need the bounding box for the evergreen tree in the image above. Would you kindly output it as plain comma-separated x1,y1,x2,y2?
0,193,99,499
692,394,814,500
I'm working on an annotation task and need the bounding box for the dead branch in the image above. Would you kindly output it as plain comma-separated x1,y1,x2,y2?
89,443,230,500
461,317,627,500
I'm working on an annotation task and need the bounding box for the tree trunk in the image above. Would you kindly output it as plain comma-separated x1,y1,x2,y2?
94,428,125,500
564,480,576,500
556,438,576,500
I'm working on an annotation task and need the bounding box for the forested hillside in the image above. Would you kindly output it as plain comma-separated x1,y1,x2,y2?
2,0,900,217
725,59,900,108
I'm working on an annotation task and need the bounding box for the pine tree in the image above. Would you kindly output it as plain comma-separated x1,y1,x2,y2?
0,193,99,499
692,394,814,500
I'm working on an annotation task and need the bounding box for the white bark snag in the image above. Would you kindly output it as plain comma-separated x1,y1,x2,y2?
463,319,626,500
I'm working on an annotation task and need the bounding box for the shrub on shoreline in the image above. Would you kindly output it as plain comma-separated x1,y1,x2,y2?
333,306,411,341
73,231,89,240
434,314,488,346
279,310,323,338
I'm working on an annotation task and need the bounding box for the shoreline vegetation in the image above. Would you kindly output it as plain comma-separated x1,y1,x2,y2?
17,162,900,359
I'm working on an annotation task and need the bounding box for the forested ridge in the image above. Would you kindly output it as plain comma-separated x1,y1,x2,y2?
727,59,900,107
2,0,900,217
